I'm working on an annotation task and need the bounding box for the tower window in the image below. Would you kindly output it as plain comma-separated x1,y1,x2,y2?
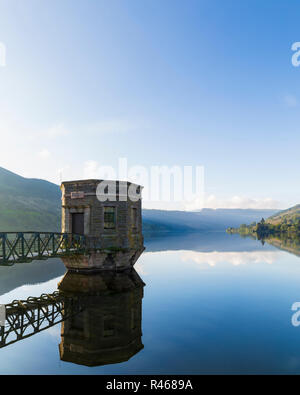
103,315,115,337
131,307,137,330
132,207,138,228
104,206,116,229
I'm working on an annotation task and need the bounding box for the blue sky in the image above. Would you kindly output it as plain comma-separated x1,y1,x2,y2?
0,0,300,209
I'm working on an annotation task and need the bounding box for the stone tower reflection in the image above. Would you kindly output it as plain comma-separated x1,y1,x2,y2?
58,268,145,367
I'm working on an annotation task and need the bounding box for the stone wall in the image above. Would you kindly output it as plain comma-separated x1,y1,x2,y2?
61,179,144,250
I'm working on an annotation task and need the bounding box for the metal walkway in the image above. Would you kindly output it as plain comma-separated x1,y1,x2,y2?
0,232,86,265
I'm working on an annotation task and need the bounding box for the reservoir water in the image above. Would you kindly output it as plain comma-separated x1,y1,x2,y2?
0,232,300,375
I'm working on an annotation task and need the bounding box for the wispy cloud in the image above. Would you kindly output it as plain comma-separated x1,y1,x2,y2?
83,159,123,179
37,149,51,159
283,94,299,108
84,119,138,135
37,119,137,141
185,195,282,210
83,160,100,179
43,123,71,138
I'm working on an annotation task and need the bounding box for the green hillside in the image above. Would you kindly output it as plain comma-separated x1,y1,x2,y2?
227,204,300,238
266,204,300,225
0,167,61,231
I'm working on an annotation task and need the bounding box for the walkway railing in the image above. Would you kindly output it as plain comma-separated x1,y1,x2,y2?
0,232,86,265
0,292,84,347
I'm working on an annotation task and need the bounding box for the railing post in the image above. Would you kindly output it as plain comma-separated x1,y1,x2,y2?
19,233,25,259
1,234,6,263
64,234,69,253
36,233,40,257
52,233,55,256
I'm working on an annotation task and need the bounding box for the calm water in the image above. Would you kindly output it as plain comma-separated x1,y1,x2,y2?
1,232,300,374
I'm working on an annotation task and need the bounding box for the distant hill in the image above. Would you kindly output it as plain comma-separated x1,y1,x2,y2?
0,166,279,234
0,167,61,231
142,208,278,235
266,204,300,225
227,204,300,238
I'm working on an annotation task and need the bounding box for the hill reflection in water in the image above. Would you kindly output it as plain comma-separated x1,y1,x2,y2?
262,236,300,258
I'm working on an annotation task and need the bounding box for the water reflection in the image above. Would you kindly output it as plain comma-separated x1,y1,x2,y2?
0,232,277,297
180,250,279,267
2,232,300,374
0,268,145,368
58,269,145,367
261,236,300,258
230,232,300,260
0,291,83,348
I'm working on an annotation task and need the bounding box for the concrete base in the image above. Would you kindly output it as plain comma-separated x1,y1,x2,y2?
61,247,145,272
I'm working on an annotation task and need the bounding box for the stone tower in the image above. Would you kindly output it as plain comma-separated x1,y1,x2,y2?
61,179,144,250
60,179,144,272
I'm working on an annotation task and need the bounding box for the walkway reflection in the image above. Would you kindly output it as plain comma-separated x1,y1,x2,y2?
0,267,145,367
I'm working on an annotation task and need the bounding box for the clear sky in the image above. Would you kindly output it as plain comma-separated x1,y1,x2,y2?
0,0,300,210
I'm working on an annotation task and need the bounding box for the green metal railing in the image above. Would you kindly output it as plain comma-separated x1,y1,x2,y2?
0,292,84,348
0,232,86,265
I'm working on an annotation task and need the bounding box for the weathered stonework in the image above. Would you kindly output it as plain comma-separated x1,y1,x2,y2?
60,179,144,271
61,248,144,272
